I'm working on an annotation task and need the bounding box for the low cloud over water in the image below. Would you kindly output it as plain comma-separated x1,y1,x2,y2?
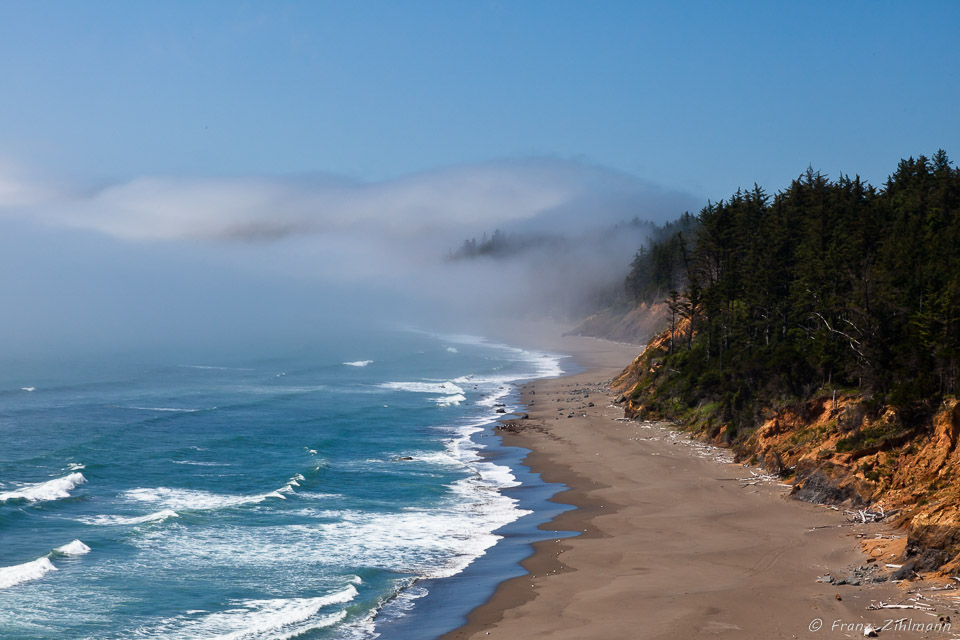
0,157,699,356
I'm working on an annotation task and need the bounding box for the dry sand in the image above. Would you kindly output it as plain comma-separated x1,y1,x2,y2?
443,334,911,640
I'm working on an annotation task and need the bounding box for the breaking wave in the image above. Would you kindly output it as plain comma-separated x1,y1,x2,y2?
178,365,254,371
123,406,214,413
53,540,91,556
433,393,466,407
78,509,179,526
0,557,57,590
0,539,92,590
118,475,307,514
379,381,465,395
0,472,86,504
123,586,357,640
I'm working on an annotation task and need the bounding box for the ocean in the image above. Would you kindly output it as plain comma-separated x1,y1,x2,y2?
0,328,571,639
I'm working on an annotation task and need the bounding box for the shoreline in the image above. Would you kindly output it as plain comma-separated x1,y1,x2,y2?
366,331,588,640
443,333,906,640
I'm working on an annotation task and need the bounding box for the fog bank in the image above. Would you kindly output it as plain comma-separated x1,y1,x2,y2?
0,158,699,358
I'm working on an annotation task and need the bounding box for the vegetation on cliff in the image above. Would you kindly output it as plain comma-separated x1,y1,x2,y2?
614,151,960,569
623,151,960,435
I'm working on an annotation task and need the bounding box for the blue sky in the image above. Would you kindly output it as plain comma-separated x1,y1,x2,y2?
0,1,959,355
2,1,957,201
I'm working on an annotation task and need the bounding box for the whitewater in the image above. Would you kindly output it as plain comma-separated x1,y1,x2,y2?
0,329,565,639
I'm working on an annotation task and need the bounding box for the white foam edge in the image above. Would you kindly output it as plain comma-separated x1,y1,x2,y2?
53,539,91,556
132,586,357,640
378,380,465,395
77,509,179,526
124,406,209,413
0,472,86,503
0,556,57,590
339,583,428,640
432,393,466,407
122,487,288,511
1,539,99,590
119,472,316,513
416,330,567,379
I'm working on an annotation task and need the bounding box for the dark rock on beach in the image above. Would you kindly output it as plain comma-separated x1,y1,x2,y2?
791,469,864,506
890,560,918,580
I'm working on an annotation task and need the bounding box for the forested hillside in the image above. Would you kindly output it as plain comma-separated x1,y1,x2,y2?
624,151,960,435
614,151,960,569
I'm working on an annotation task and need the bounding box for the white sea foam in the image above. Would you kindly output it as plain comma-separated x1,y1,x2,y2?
172,460,230,467
279,474,306,491
133,409,528,578
53,540,91,556
67,462,86,471
402,451,461,466
472,461,522,489
140,489,527,580
240,384,327,395
178,365,254,371
432,393,466,407
331,341,557,578
78,509,179,526
307,494,529,579
40,334,565,637
379,381,465,395
445,347,458,353
129,586,357,640
435,331,566,380
452,373,518,387
0,539,94,590
385,584,428,615
0,472,86,503
337,583,426,640
144,413,531,579
343,360,373,367
125,406,208,413
0,556,57,590
123,487,287,512
277,476,301,495
296,492,341,500
20,386,36,392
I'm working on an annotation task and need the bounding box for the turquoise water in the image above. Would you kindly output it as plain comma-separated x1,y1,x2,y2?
0,329,565,639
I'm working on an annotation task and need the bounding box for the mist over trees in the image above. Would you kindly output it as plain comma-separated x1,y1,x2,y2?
448,229,550,260
623,212,698,303
449,218,660,263
625,150,960,435
445,218,662,319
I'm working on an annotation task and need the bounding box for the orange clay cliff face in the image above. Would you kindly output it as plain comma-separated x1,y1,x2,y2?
611,323,960,575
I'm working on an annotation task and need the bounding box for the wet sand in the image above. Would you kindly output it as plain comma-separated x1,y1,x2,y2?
444,334,903,640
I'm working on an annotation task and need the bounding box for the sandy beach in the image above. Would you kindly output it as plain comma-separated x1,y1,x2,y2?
444,334,909,640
